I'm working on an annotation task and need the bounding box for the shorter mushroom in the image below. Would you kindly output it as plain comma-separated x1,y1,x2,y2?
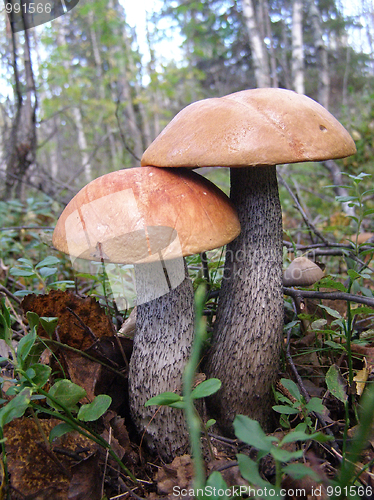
283,257,324,287
52,166,240,460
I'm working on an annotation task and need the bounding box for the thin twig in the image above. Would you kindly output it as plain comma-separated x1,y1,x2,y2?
278,174,330,246
284,326,341,457
0,285,21,305
284,287,374,308
118,477,145,500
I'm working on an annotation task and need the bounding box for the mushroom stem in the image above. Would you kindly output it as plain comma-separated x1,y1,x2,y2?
205,165,283,433
128,259,193,460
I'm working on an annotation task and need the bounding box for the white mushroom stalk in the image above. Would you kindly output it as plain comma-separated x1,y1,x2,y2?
52,166,240,460
141,88,357,434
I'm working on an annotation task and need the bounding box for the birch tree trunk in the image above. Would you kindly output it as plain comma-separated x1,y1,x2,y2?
323,160,356,217
292,0,305,94
55,18,92,182
2,14,37,201
242,0,271,87
263,0,278,87
108,0,144,162
307,0,330,108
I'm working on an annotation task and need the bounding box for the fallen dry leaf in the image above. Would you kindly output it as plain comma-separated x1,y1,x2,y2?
155,455,194,496
4,418,99,499
22,289,115,350
353,358,369,396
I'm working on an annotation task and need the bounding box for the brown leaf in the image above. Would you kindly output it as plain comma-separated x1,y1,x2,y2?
68,454,102,500
4,418,98,499
22,290,115,350
64,352,102,402
155,455,194,495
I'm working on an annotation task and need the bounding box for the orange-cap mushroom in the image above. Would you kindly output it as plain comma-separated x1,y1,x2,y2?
141,88,356,433
53,166,240,460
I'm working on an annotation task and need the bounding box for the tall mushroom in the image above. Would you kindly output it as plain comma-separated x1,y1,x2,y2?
52,166,240,459
141,88,356,433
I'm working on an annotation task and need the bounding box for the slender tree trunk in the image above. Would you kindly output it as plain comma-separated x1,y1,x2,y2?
242,0,271,87
292,0,305,94
3,13,37,200
205,166,283,434
323,160,355,217
72,107,92,182
307,0,330,108
108,0,144,162
280,18,292,89
55,18,93,182
264,0,278,87
88,9,119,170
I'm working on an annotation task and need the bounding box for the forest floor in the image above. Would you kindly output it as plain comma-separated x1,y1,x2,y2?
2,285,374,500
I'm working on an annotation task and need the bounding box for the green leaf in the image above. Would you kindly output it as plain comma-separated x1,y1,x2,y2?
26,311,40,331
35,256,60,269
206,419,216,429
237,454,277,493
272,405,300,415
0,301,12,344
0,389,31,427
350,306,374,316
28,364,51,388
324,340,346,351
38,267,58,278
9,268,35,277
145,392,182,407
47,380,86,411
17,258,33,266
283,463,319,480
335,195,358,203
318,304,343,320
17,329,36,367
206,471,229,499
191,378,221,399
325,365,347,403
347,269,362,281
169,400,186,409
317,277,347,292
77,394,112,421
271,446,303,462
304,397,327,415
0,299,11,329
39,317,58,337
49,422,75,442
280,378,301,401
233,415,276,452
311,319,328,330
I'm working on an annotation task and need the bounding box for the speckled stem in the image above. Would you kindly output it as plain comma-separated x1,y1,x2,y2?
204,165,283,434
128,260,194,461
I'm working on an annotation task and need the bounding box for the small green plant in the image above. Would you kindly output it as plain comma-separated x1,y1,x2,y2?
10,255,74,296
0,298,136,483
273,378,327,430
233,415,331,498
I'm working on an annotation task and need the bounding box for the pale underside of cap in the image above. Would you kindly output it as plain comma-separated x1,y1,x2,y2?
283,256,324,287
52,167,241,264
141,88,356,168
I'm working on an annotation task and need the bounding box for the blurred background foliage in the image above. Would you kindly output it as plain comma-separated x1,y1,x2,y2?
0,0,374,295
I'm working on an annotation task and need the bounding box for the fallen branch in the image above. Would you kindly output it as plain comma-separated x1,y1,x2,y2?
284,287,374,308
